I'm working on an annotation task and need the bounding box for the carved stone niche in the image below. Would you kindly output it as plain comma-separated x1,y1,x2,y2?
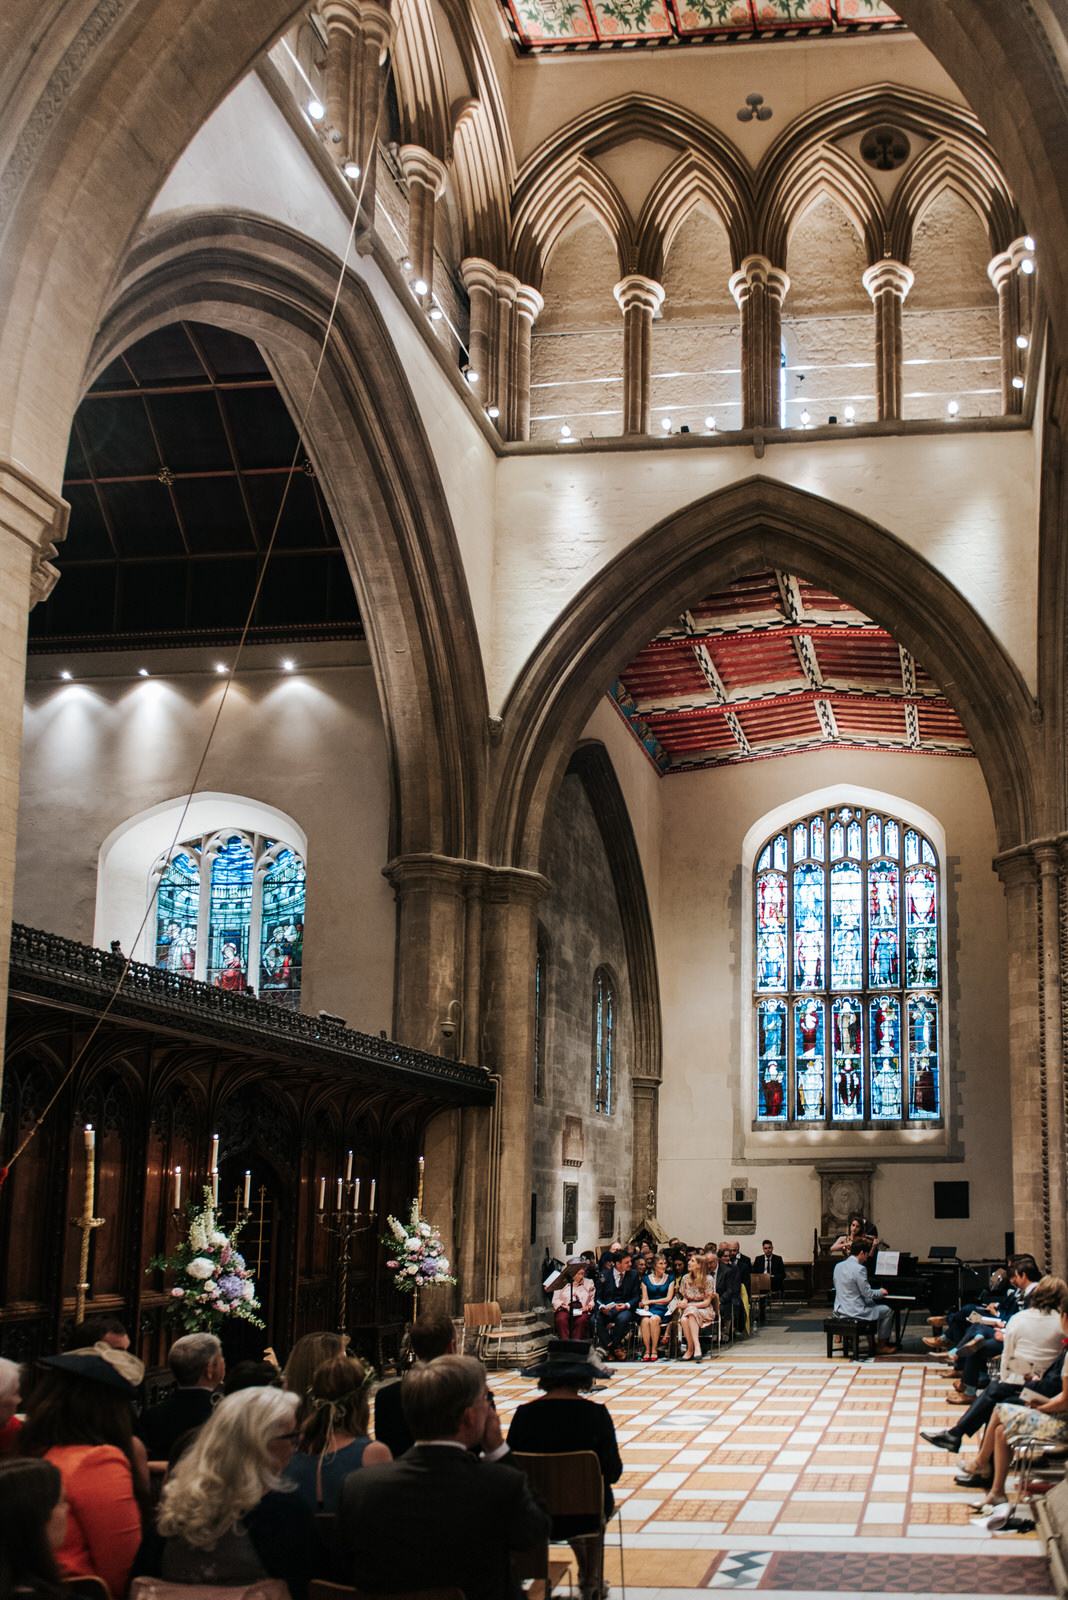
722,1175,757,1236
562,1115,583,1167
816,1162,875,1241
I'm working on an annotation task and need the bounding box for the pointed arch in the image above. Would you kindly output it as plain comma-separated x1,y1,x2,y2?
772,150,886,268
888,143,1019,265
89,212,487,866
636,152,746,282
490,478,1038,874
514,158,635,287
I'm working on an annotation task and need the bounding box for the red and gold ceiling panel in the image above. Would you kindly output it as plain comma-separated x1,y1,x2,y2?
611,568,974,772
500,0,901,53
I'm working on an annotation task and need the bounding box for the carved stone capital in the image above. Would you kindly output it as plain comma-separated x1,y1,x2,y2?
612,274,665,317
0,458,69,608
321,0,394,56
994,841,1040,892
398,144,448,198
495,270,521,307
515,284,544,328
862,258,914,303
461,256,500,298
728,254,790,309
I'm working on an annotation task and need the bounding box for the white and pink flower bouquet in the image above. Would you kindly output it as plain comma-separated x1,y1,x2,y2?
382,1203,456,1295
149,1186,265,1334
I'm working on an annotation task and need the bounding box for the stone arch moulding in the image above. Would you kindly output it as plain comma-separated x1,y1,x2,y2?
88,212,488,865
490,476,1040,875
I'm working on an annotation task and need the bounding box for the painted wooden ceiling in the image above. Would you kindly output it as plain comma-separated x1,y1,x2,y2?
612,569,972,773
500,0,901,55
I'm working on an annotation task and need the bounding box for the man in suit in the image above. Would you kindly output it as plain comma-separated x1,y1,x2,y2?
338,1354,549,1600
139,1332,224,1460
594,1248,641,1358
758,1239,786,1293
833,1239,894,1352
374,1308,456,1459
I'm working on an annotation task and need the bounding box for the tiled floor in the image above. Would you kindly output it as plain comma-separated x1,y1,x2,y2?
489,1321,1053,1597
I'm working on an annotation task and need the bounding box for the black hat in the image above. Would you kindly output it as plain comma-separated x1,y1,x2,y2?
39,1349,142,1393
521,1338,614,1386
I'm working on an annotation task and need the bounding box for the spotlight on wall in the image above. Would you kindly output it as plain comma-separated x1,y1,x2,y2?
400,256,413,272
428,305,444,321
463,366,479,384
660,416,672,432
1021,257,1035,275
343,162,361,180
138,667,150,677
844,405,856,423
559,423,576,441
60,670,72,681
412,278,429,296
215,663,227,675
800,409,811,427
307,99,326,121
487,405,500,419
704,415,717,432
947,399,960,417
1012,375,1025,389
282,659,295,672
1024,235,1036,251
1017,334,1030,350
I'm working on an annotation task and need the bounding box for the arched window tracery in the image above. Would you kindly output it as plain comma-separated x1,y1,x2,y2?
592,967,615,1116
755,804,940,1127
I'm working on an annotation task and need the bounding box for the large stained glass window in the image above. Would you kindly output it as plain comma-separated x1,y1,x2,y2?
151,828,306,1008
754,805,941,1127
592,968,615,1115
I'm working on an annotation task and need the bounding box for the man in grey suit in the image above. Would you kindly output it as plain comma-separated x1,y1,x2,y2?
338,1355,549,1600
833,1239,894,1352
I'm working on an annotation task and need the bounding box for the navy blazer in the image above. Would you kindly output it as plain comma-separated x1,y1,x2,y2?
594,1265,641,1312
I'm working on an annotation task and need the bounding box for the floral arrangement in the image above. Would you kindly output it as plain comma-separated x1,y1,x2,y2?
149,1186,265,1334
383,1203,456,1295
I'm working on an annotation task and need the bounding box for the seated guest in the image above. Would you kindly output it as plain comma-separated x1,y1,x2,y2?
282,1332,347,1429
553,1259,595,1341
139,1334,224,1461
639,1253,676,1361
832,1238,894,1352
713,1245,739,1323
0,1457,72,1600
133,1387,318,1600
222,1361,283,1397
0,1357,22,1455
758,1240,786,1293
925,1267,1011,1352
679,1253,718,1361
64,1317,131,1354
283,1355,390,1511
508,1340,621,1600
938,1256,1044,1399
337,1355,550,1600
922,1336,1067,1462
21,1347,145,1598
594,1250,641,1359
374,1310,455,1459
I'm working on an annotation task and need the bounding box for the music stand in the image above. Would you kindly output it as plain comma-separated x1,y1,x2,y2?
544,1257,588,1337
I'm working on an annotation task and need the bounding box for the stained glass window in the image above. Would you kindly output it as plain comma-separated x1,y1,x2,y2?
150,828,307,1006
754,805,941,1127
592,968,614,1115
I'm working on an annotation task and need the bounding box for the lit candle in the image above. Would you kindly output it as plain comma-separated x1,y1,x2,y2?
243,1170,251,1210
84,1124,95,1153
418,1155,424,1174
336,1177,343,1209
370,1178,376,1211
211,1169,218,1206
353,1178,360,1213
319,1176,326,1211
84,1125,95,1219
173,1166,182,1209
346,1149,353,1181
211,1133,219,1170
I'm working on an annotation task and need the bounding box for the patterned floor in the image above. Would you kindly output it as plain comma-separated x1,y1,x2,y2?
489,1332,1053,1599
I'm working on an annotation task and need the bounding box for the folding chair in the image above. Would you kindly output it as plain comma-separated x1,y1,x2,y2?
462,1299,504,1364
511,1448,625,1600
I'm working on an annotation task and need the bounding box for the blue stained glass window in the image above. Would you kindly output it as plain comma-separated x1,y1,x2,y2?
757,844,771,871
756,871,788,991
773,833,788,870
905,829,920,865
758,1000,787,1119
847,820,862,858
260,846,306,1009
793,863,824,988
793,823,808,859
868,860,900,987
593,968,614,1114
908,996,939,1118
830,821,845,860
869,995,902,1118
208,835,254,991
867,815,881,856
156,851,200,973
905,867,938,986
884,819,900,856
794,999,825,1119
832,996,863,1119
830,863,862,988
811,817,825,859
922,838,936,865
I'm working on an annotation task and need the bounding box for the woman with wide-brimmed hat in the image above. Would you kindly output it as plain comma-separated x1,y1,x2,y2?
507,1341,621,1600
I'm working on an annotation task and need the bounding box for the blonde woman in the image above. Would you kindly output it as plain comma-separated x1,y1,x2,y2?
132,1387,319,1600
678,1253,719,1362
282,1355,391,1511
282,1332,347,1428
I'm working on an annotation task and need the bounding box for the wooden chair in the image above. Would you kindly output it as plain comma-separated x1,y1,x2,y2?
749,1271,772,1326
462,1299,503,1363
511,1448,625,1600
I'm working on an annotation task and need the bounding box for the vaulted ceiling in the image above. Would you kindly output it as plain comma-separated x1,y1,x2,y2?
500,0,901,55
612,569,972,772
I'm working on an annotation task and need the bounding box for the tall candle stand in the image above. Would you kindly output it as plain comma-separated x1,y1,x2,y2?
73,1125,105,1324
317,1175,377,1332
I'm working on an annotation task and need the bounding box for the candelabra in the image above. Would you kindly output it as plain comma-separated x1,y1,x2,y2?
317,1172,378,1332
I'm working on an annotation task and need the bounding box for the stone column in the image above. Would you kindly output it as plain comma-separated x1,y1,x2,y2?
729,254,790,430
0,461,68,1096
995,845,1058,1268
321,0,394,222
494,272,520,433
988,237,1036,414
398,145,448,302
461,258,500,414
613,275,665,435
513,285,544,443
630,1076,660,1235
862,259,914,421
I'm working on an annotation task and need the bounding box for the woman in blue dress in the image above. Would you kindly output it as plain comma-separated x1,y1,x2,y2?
282,1355,391,1511
639,1252,676,1361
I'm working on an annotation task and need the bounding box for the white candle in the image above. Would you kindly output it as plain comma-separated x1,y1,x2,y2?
212,1169,218,1206
243,1170,251,1210
318,1176,326,1211
173,1166,182,1209
336,1177,343,1209
353,1178,360,1212
84,1124,95,1153
211,1133,219,1171
418,1155,424,1173
84,1126,95,1219
346,1149,353,1181
370,1179,376,1211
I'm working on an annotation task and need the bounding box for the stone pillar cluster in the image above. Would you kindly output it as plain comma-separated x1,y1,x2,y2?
995,841,1068,1275
729,254,790,429
988,236,1036,414
613,275,665,435
320,0,394,220
862,259,914,421
461,258,543,439
398,145,449,302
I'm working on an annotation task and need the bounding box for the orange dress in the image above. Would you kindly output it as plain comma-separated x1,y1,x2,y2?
46,1443,142,1599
